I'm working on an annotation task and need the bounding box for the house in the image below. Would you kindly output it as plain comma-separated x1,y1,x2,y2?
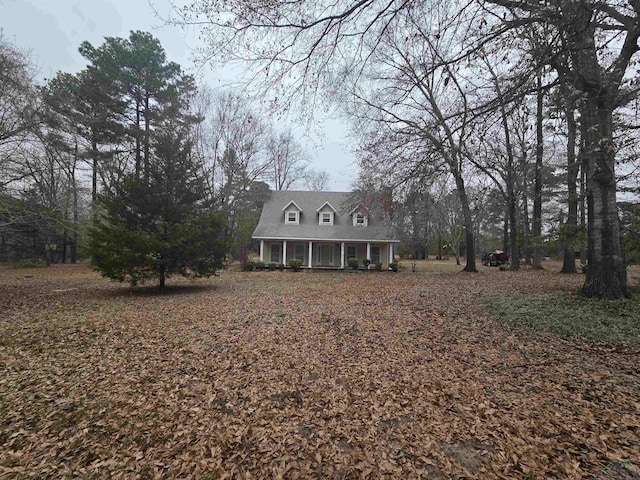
252,191,399,269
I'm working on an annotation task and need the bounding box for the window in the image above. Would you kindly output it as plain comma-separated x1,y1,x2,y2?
294,243,305,261
270,244,280,263
320,212,333,225
285,210,299,225
353,213,368,226
346,245,357,260
370,246,381,265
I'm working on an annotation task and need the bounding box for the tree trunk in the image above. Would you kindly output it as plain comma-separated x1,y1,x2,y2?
70,234,77,264
503,213,509,253
522,189,531,266
532,74,544,269
71,180,78,264
144,92,150,183
91,135,98,215
91,134,99,266
580,95,628,298
492,63,520,271
508,184,519,270
61,227,68,264
561,99,578,273
71,141,78,264
159,263,166,288
135,97,142,181
579,145,587,265
453,171,477,272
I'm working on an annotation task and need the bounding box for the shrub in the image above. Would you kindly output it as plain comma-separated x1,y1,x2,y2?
363,258,371,269
389,262,399,272
288,258,303,271
244,260,256,271
347,258,359,270
255,261,266,271
268,262,278,271
278,263,286,271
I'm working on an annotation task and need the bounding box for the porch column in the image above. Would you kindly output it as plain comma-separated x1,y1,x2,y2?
282,240,287,266
389,243,394,265
259,240,264,262
308,241,313,268
366,243,371,262
340,242,345,269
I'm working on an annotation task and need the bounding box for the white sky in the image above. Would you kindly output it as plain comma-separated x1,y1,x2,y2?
1,0,358,191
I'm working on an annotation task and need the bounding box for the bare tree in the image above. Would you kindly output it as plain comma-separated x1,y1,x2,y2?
0,37,41,192
305,169,331,191
193,90,271,252
484,0,639,297
265,128,310,190
349,6,486,271
205,91,269,202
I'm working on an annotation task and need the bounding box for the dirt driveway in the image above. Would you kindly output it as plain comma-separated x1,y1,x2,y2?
1,262,639,479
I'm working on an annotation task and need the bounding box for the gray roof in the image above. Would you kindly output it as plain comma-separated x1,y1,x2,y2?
252,191,399,242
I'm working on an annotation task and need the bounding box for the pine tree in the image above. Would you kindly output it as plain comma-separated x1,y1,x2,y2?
89,116,227,288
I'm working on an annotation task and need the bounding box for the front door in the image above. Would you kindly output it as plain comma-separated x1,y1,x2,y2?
319,244,333,266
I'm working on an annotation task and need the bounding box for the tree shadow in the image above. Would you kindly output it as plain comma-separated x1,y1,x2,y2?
109,283,219,298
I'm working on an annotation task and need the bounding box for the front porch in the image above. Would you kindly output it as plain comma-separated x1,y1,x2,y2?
259,240,395,269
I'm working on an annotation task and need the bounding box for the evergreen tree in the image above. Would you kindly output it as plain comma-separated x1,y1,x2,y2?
89,113,227,288
79,31,190,183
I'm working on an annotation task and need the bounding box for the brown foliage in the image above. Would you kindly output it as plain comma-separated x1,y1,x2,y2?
1,262,639,478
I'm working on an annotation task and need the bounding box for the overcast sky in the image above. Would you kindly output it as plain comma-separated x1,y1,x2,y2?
1,0,357,191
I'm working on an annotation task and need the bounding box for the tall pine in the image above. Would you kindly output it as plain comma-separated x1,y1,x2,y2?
88,33,227,287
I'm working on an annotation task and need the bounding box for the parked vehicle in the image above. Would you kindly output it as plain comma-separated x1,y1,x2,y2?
482,250,509,266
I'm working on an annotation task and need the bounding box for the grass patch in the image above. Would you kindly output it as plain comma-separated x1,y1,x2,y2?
9,259,48,268
485,285,640,347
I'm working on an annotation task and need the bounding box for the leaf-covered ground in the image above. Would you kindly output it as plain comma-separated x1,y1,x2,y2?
1,262,639,479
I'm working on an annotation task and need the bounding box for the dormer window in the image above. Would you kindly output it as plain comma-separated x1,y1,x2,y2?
320,212,334,225
282,200,303,225
316,201,337,226
286,211,299,224
353,212,368,226
350,204,369,226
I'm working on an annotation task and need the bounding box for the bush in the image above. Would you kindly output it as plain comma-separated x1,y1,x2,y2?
244,260,256,271
268,262,278,271
389,262,398,272
255,260,266,271
363,258,371,269
347,258,359,270
278,263,286,271
288,258,303,271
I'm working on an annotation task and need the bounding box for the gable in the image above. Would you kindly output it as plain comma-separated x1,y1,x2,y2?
316,201,337,213
282,200,303,212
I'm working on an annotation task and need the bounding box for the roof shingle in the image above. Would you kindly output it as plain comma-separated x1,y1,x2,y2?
252,191,399,242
